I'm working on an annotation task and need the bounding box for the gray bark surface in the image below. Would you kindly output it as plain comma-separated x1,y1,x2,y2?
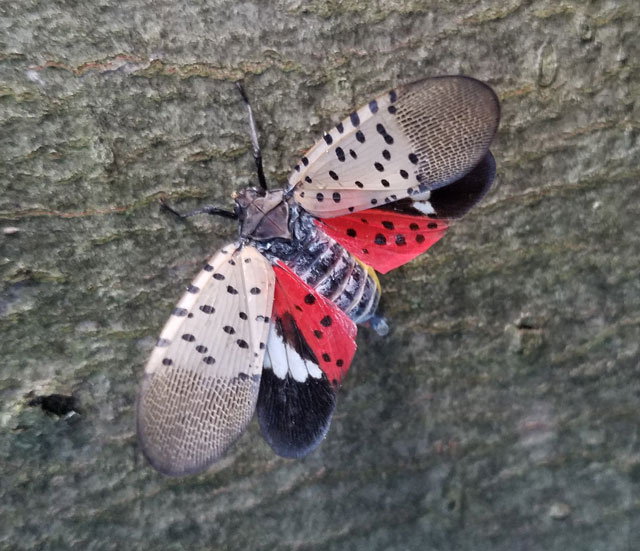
1,1,639,550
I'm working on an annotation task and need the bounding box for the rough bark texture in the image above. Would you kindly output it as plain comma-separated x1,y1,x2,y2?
1,1,639,550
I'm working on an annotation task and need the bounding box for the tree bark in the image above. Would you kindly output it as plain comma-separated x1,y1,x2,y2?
1,1,639,549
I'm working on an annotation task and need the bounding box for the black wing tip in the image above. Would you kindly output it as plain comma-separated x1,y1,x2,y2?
429,151,497,219
257,369,337,459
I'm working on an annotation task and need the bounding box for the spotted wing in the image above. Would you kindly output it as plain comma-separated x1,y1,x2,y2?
137,244,275,476
316,152,497,274
289,76,499,218
316,210,448,274
257,261,357,458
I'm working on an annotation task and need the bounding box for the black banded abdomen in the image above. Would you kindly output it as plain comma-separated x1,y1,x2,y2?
284,225,380,324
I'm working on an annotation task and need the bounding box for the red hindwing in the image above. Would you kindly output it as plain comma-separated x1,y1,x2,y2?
272,262,357,384
316,209,448,274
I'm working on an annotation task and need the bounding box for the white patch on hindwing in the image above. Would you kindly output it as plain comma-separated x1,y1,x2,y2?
263,321,323,382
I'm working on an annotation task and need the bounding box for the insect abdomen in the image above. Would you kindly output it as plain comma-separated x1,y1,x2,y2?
283,222,380,325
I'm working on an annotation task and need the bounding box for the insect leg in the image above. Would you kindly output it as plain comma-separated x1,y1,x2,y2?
235,82,267,191
159,199,238,220
368,314,390,336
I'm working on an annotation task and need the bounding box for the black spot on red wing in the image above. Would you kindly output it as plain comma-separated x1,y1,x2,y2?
362,248,369,254
396,234,407,246
314,330,323,338
320,315,332,327
182,334,195,342
346,228,356,237
355,181,364,188
374,233,387,245
295,305,303,312
329,170,339,181
304,293,316,305
361,218,368,224
223,326,236,334
187,285,199,293
356,130,365,143
203,356,216,364
369,99,378,113
374,162,384,172
162,358,173,366
227,285,238,295
250,287,261,295
382,221,394,230
199,304,215,314
428,222,438,229
409,153,419,164
332,192,341,203
416,234,425,243
410,223,420,231
237,339,249,349
195,345,208,353
213,273,225,280
323,133,333,145
336,359,344,367
316,193,324,202
322,353,331,362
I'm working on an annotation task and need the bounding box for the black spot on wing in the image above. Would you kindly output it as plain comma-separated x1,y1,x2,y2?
257,369,336,459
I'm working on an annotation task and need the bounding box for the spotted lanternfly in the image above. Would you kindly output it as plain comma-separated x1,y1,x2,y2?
137,76,500,475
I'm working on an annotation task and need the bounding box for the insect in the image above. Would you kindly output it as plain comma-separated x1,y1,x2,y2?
137,76,500,475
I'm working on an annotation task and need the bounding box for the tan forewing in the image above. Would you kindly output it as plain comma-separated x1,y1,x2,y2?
289,76,500,218
137,244,275,476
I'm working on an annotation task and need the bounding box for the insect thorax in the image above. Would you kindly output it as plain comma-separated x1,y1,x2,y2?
235,188,293,242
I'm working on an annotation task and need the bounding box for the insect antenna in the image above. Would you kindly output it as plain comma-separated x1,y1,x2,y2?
159,198,238,220
236,82,268,191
